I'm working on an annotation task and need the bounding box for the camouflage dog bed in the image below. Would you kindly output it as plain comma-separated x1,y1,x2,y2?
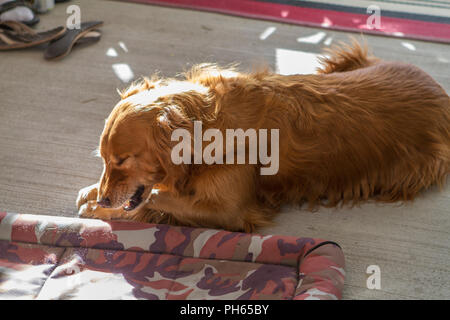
0,211,345,299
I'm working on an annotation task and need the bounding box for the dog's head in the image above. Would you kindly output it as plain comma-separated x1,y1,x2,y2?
95,65,239,212
96,79,203,211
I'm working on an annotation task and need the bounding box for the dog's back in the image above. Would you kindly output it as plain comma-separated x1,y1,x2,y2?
255,43,450,209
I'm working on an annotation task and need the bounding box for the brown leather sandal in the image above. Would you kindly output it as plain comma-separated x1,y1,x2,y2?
44,21,103,60
0,20,65,50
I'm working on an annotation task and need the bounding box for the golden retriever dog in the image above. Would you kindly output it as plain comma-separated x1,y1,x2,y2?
77,41,450,232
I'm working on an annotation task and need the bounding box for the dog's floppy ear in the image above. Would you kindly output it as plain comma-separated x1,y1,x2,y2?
150,106,193,195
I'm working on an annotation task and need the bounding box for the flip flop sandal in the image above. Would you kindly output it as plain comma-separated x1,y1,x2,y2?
44,21,103,60
0,20,65,50
47,29,102,56
72,29,102,46
0,0,40,26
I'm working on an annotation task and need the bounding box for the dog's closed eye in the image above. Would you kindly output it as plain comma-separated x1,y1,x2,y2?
116,157,129,166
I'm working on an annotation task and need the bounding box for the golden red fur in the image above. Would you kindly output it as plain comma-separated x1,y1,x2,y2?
77,41,450,232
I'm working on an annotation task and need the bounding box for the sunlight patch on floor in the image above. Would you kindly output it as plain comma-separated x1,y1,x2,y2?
275,48,322,75
118,41,129,53
324,37,333,46
106,48,118,57
259,26,276,40
401,42,416,51
297,31,327,44
112,63,135,83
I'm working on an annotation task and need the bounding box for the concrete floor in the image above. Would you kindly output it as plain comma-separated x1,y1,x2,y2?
0,0,449,299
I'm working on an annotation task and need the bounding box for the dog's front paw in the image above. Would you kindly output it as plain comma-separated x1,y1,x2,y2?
76,183,99,210
78,200,122,220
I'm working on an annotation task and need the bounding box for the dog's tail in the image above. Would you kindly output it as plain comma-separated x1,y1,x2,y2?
317,38,379,74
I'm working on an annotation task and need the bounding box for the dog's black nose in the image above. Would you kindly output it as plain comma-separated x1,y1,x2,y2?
97,197,111,208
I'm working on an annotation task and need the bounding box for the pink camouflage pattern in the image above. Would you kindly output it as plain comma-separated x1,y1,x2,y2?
0,211,345,300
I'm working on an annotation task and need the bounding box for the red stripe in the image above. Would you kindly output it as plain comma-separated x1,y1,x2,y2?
127,0,450,43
